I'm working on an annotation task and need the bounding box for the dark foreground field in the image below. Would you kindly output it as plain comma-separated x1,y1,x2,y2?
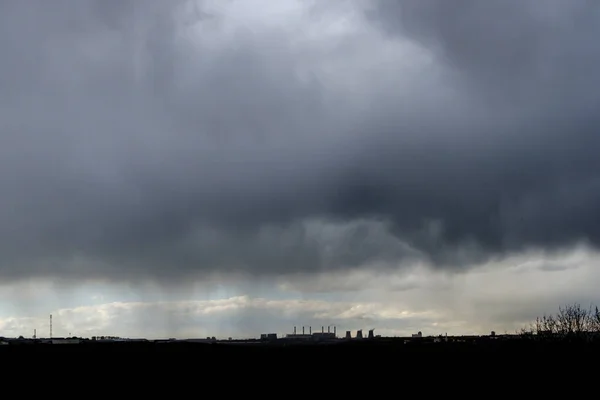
4,337,600,355
2,338,595,387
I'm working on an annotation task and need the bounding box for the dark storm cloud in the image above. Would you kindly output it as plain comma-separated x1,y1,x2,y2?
0,0,599,283
349,0,600,263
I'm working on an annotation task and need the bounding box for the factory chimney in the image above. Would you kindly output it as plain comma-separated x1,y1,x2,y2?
328,326,330,333
294,326,296,335
309,326,312,334
302,326,305,335
334,326,336,336
322,326,324,333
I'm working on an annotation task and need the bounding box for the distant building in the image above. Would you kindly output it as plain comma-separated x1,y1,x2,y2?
311,332,336,341
311,325,336,341
284,325,338,341
285,334,312,340
260,333,277,341
412,331,422,338
285,326,312,340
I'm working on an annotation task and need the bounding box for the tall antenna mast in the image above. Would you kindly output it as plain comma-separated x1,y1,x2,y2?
50,314,52,339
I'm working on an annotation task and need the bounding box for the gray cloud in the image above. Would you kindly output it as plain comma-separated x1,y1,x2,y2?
1,0,599,283
354,0,600,258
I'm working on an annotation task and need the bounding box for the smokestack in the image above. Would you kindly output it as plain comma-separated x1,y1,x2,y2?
322,326,324,333
50,314,52,339
302,326,305,335
33,329,36,339
294,326,296,335
328,326,330,333
309,326,312,334
334,326,336,336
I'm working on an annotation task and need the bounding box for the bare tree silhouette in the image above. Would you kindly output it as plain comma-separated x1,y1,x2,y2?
591,306,600,332
522,303,599,341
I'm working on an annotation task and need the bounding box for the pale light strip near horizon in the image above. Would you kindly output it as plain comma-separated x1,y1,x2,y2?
2,247,599,339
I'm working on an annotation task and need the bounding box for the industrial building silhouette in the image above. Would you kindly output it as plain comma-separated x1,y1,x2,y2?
258,326,380,342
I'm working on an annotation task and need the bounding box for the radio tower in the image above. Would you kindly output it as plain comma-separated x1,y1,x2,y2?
50,314,52,339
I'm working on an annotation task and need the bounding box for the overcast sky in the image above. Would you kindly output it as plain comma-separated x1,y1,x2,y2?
1,0,600,339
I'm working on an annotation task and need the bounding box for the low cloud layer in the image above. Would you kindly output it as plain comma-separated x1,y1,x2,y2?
0,296,441,339
3,246,600,338
1,0,599,283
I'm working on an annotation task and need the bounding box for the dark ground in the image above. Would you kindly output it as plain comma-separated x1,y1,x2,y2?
1,338,594,389
3,336,600,353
